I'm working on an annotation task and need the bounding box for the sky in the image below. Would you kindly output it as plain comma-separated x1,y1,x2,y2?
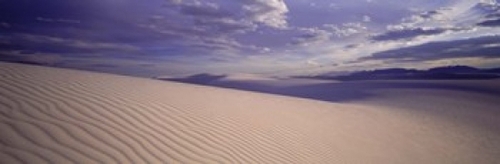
1,0,500,77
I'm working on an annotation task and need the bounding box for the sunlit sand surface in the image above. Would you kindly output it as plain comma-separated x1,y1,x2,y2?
1,62,499,163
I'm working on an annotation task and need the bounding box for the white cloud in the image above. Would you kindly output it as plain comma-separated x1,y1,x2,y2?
165,0,182,4
363,15,371,22
291,27,332,46
143,0,290,56
242,0,289,29
480,0,498,5
328,3,339,9
324,23,368,37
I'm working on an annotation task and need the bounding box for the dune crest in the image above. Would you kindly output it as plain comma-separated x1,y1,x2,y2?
0,62,499,164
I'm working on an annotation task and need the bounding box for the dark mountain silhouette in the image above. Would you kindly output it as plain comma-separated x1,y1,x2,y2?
427,66,480,73
484,67,500,73
160,66,500,103
308,65,500,81
160,73,226,85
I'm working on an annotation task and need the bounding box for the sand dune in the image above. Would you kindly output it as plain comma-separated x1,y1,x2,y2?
1,62,499,163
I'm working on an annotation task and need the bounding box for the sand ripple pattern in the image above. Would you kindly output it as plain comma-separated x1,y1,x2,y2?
1,62,499,164
0,63,333,163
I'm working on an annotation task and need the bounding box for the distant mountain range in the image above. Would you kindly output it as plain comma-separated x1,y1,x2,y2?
302,66,500,81
165,73,226,85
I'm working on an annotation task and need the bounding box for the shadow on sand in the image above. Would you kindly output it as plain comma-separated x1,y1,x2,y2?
165,77,500,103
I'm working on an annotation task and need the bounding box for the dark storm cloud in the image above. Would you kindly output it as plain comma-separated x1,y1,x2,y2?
0,34,139,54
0,0,244,57
0,0,96,24
0,0,167,47
361,35,500,61
475,2,500,27
140,0,289,53
162,0,242,33
478,18,500,26
465,1,500,26
2,0,499,75
0,0,292,58
371,28,448,41
478,8,500,27
418,10,441,19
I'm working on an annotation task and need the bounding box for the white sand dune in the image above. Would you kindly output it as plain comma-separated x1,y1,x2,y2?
1,62,499,164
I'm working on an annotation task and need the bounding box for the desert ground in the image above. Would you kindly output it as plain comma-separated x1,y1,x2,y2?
1,62,499,163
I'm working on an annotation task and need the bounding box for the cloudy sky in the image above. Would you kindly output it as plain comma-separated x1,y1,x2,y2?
1,0,500,76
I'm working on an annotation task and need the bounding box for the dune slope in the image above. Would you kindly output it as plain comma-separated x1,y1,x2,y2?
0,62,499,164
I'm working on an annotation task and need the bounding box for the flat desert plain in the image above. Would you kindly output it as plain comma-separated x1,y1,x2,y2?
1,62,499,163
